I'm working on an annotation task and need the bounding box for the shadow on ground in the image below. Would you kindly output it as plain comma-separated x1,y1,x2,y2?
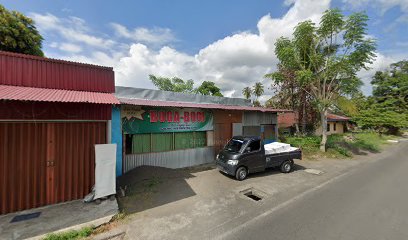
219,163,306,181
116,165,214,215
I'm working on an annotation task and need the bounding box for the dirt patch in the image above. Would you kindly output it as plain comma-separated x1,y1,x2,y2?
116,165,214,215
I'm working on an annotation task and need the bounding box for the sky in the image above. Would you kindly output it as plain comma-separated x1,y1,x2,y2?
1,0,407,101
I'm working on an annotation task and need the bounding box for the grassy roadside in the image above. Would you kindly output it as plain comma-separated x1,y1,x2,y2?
43,227,93,240
284,131,397,160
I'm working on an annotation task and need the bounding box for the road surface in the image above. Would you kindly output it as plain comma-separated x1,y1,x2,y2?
223,141,408,240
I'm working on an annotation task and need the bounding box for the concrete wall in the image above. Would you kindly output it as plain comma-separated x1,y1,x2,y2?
111,106,123,177
315,122,345,135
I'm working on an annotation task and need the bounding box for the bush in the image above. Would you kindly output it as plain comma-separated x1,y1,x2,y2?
284,131,389,158
43,227,93,240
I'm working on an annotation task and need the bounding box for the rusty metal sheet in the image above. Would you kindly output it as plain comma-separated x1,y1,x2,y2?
0,122,47,214
0,122,106,215
0,51,114,93
0,85,119,104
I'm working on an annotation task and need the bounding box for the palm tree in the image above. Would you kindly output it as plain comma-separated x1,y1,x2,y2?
242,87,252,100
252,82,264,101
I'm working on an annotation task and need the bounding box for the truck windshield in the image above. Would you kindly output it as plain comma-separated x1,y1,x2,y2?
224,138,246,153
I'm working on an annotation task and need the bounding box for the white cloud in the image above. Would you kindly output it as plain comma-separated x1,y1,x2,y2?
44,0,390,99
109,0,331,98
59,43,82,53
110,23,176,45
30,13,115,49
343,0,408,14
357,52,397,95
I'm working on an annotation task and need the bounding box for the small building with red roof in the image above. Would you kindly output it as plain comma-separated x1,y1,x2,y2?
315,113,351,135
0,51,118,214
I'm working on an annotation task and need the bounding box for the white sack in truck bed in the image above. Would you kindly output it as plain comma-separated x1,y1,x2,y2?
264,142,299,155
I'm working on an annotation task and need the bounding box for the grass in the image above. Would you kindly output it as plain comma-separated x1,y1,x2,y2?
43,226,93,240
284,131,395,159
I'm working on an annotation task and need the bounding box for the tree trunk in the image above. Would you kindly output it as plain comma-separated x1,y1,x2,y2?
302,98,306,133
295,123,300,135
320,109,328,152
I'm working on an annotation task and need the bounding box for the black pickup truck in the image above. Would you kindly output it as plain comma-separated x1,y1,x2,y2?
216,136,302,180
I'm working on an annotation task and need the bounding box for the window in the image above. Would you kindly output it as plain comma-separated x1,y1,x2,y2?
327,123,330,132
247,140,261,152
333,123,336,131
128,131,208,154
224,138,246,153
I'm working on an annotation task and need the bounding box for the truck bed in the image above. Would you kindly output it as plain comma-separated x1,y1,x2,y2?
265,148,302,168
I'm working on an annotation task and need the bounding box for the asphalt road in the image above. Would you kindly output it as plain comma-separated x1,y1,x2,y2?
223,141,408,240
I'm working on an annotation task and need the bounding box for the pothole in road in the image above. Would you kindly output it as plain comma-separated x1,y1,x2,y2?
240,188,266,202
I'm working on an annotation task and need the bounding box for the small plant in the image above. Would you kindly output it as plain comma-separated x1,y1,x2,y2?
43,226,93,240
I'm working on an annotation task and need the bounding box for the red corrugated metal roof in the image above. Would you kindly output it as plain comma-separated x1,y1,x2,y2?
0,51,115,93
0,50,112,70
118,97,288,112
0,85,119,104
327,113,350,121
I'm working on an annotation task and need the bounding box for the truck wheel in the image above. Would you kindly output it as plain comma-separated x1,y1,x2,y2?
280,160,293,173
235,167,248,181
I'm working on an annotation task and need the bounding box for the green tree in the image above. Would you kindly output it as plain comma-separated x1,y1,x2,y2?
242,87,252,100
253,100,262,107
355,60,408,134
371,61,408,113
252,82,264,102
267,9,376,151
265,64,315,133
0,4,44,56
195,81,223,97
149,74,194,93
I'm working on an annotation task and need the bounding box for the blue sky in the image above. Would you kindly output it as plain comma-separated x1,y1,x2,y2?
1,0,407,98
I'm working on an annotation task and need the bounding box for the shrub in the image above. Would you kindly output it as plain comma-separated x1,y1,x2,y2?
43,227,93,240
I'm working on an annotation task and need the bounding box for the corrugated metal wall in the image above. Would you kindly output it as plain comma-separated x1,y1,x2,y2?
0,51,114,93
0,101,111,120
0,122,106,214
243,112,277,126
124,147,214,172
0,122,47,214
213,110,243,152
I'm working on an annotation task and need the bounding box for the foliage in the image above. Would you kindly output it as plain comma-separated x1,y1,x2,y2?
43,227,93,240
252,82,264,100
195,81,223,97
242,87,252,99
253,100,261,107
334,96,359,117
149,75,194,93
265,64,316,133
267,8,376,151
285,131,388,159
354,60,408,134
242,82,265,106
354,107,408,134
0,4,44,56
149,75,225,97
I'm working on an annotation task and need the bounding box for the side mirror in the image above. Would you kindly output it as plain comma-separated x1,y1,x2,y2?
245,147,251,153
